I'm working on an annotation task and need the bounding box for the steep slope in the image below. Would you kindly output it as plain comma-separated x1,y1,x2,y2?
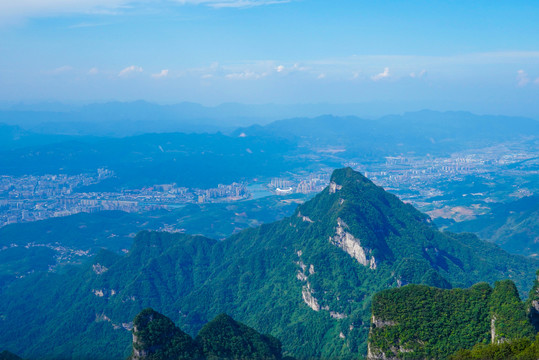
0,168,537,359
367,280,535,359
128,309,283,360
446,195,539,257
195,314,283,360
129,308,202,360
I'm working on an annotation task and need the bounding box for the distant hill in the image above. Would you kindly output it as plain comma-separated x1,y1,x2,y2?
0,168,537,359
0,132,300,189
0,101,345,137
445,195,539,257
0,123,79,151
235,110,539,157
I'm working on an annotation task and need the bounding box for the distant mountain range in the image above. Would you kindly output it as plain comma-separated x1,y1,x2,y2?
0,101,403,137
0,109,537,191
0,131,301,189
234,110,539,157
1,168,536,359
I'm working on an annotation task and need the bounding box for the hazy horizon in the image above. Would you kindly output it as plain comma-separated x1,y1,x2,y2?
1,1,539,118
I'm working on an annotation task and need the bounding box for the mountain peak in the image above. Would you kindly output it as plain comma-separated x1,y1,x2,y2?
130,308,201,360
329,167,376,193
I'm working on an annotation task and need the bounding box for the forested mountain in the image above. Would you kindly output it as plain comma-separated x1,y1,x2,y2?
0,195,303,288
129,309,285,360
0,168,537,359
446,195,539,257
368,280,535,359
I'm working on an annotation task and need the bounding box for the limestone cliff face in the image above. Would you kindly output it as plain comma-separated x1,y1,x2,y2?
330,218,377,269
366,315,401,360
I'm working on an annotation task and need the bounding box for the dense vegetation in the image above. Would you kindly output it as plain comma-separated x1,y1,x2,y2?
196,314,282,360
0,351,23,360
130,308,203,360
369,280,534,359
451,335,539,360
447,195,539,256
1,168,537,359
129,309,283,360
0,194,306,287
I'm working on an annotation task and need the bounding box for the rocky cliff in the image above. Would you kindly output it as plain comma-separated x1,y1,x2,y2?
367,280,535,359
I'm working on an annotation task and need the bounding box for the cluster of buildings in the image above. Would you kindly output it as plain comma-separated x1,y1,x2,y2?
347,144,538,210
0,172,250,227
1,141,536,228
364,148,536,189
268,171,332,195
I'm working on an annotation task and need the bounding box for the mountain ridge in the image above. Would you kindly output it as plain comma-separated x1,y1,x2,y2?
0,168,537,359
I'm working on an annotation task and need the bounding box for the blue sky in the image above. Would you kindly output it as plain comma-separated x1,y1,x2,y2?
1,0,538,117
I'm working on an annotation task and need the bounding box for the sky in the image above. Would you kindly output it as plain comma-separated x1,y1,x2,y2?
0,0,539,117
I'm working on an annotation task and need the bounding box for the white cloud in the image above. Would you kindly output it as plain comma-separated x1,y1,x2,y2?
317,73,326,79
517,69,530,87
371,67,390,81
535,77,539,85
118,65,143,77
225,70,267,80
88,67,99,75
201,74,214,79
276,65,285,73
152,69,169,78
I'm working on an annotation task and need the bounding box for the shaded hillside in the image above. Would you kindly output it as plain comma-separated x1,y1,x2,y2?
0,351,23,360
235,111,539,158
0,168,537,359
0,132,300,190
446,195,539,257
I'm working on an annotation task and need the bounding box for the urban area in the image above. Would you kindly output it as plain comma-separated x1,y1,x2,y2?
1,143,537,228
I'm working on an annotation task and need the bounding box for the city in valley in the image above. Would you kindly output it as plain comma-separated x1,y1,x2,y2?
1,140,536,228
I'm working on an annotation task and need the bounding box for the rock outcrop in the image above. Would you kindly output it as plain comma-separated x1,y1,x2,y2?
330,218,377,269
